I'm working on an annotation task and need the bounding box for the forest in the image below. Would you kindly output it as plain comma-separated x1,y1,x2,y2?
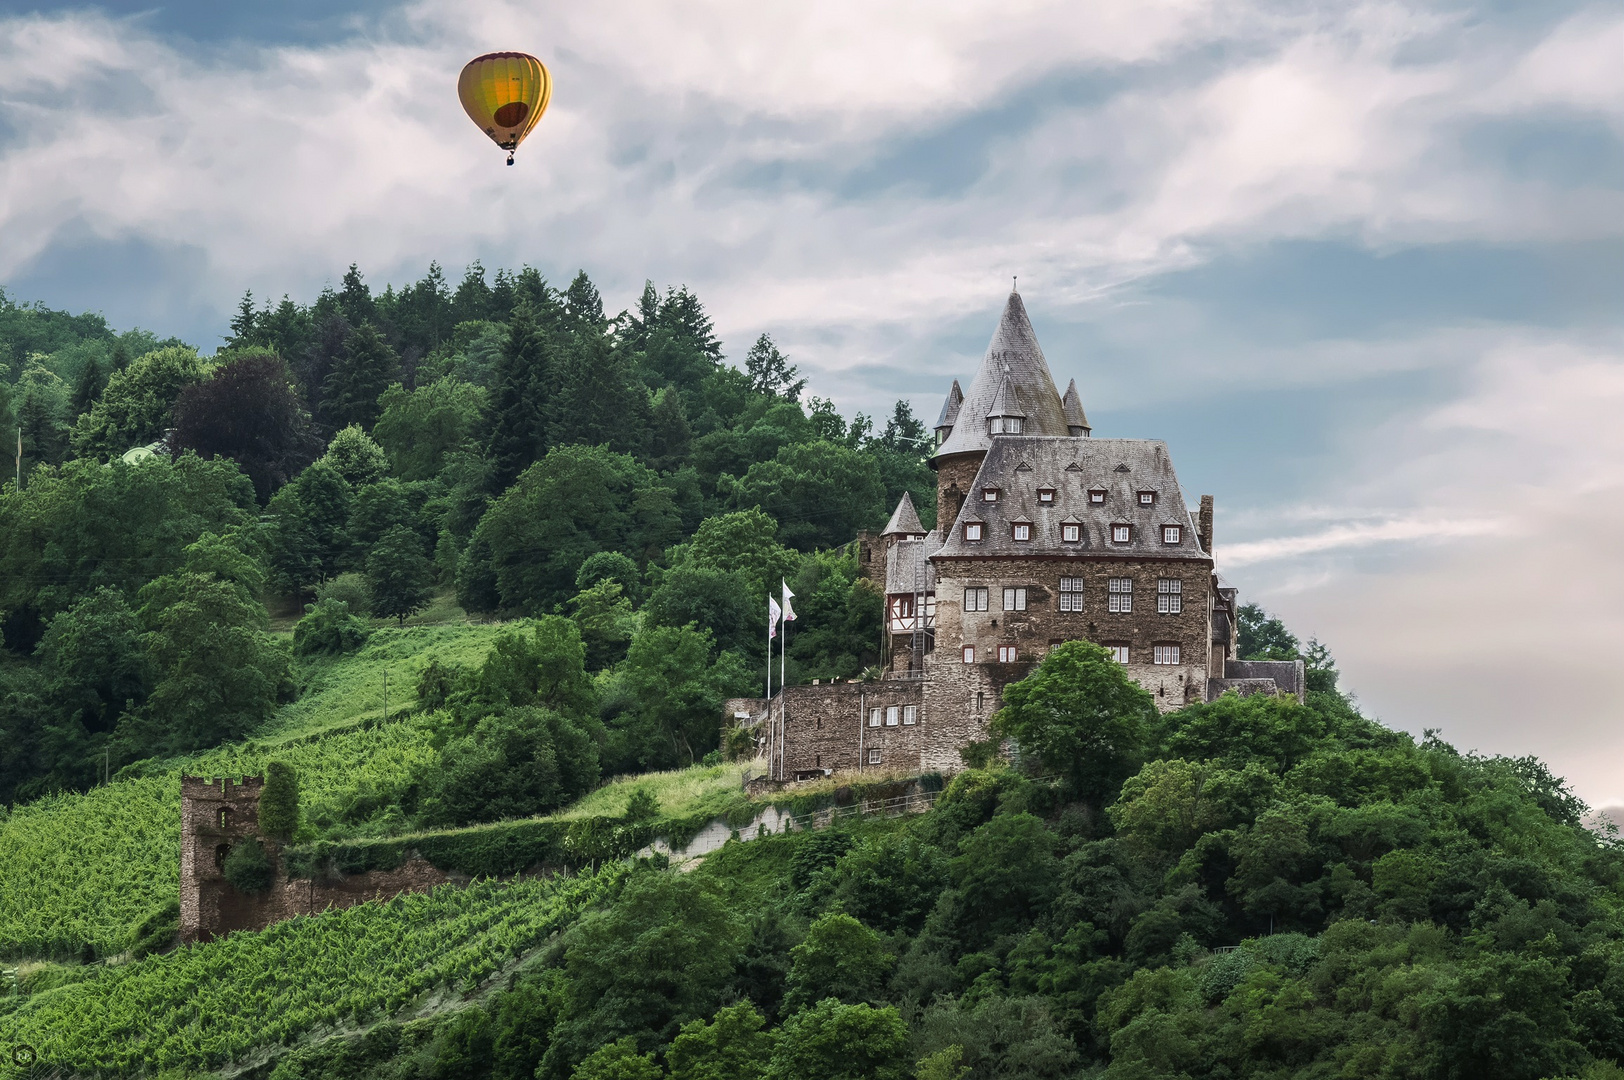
3,271,1623,1080
0,265,931,804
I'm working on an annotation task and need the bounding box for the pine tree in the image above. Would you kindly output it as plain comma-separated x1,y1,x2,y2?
70,357,106,418
227,290,261,348
485,300,551,492
17,389,66,478
550,330,644,454
646,387,692,473
562,270,606,336
338,264,375,327
321,323,400,430
109,340,130,373
452,260,493,324
746,333,806,401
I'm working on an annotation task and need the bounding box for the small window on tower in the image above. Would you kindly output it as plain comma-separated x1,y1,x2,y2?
982,488,999,502
869,708,882,727
1139,491,1157,506
997,644,1018,663
903,705,918,725
885,706,900,726
1059,576,1084,611
1089,489,1106,504
1163,525,1181,544
1003,587,1027,611
868,748,882,765
963,587,989,611
1153,644,1181,665
962,645,976,663
1061,523,1081,543
1012,522,1031,541
1157,578,1183,614
1108,577,1133,613
964,522,984,542
1106,643,1130,664
1037,488,1055,503
1112,524,1132,543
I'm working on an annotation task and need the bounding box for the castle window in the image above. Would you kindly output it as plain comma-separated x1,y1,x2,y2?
976,691,985,712
1037,488,1055,503
964,522,984,542
1111,524,1131,543
1003,587,1027,611
218,807,233,829
1012,522,1031,541
1139,491,1157,506
962,645,976,663
869,708,882,727
868,748,882,765
1158,578,1183,614
964,587,989,611
1153,644,1181,665
903,705,918,725
214,843,229,870
982,488,999,502
1162,525,1181,544
1108,577,1133,613
1061,523,1081,543
997,644,1018,663
1059,576,1084,611
1106,643,1130,663
1089,489,1106,504
886,706,900,726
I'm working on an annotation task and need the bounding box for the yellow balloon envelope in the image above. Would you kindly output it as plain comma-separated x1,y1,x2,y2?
458,52,551,165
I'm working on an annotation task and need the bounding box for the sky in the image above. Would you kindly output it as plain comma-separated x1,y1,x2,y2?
2,1,1623,803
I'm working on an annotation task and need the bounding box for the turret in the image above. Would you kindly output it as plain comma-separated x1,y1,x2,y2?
1062,378,1091,437
934,380,963,449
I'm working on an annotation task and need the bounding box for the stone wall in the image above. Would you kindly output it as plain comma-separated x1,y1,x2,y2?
931,555,1212,713
934,452,984,533
763,681,927,779
199,858,458,941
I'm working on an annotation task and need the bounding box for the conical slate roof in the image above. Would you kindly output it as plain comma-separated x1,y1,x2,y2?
1062,379,1090,434
932,291,1069,459
935,380,963,431
881,491,926,536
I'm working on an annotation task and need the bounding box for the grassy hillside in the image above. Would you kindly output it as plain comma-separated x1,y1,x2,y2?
0,623,506,961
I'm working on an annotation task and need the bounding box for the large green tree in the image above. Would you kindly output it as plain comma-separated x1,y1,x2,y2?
69,345,205,460
365,523,434,625
373,375,486,481
321,322,400,430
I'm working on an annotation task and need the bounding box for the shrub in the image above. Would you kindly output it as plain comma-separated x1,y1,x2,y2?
259,761,300,842
222,838,275,893
292,597,370,656
315,572,372,615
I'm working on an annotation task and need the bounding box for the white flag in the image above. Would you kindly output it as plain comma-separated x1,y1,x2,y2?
769,596,782,639
782,581,797,623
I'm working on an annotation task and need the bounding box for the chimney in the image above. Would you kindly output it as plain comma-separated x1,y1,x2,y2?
1198,495,1214,555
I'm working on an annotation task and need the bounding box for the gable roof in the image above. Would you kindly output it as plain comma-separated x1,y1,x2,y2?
932,291,1069,459
932,436,1209,562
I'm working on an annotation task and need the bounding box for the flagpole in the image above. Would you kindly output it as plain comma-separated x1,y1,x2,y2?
766,598,773,780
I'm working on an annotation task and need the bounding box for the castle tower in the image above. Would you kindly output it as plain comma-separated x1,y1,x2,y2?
179,774,265,943
931,291,1072,529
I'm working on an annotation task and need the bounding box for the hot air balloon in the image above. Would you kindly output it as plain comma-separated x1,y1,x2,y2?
458,52,551,165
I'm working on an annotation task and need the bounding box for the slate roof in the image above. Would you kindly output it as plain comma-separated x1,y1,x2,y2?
885,531,941,595
932,292,1070,459
1062,379,1091,434
881,491,926,537
934,380,964,432
932,437,1209,562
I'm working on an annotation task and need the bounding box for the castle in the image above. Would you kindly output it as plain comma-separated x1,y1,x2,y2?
746,290,1302,782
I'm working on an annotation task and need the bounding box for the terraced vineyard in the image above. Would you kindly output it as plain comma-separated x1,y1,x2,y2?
0,623,504,960
0,868,621,1076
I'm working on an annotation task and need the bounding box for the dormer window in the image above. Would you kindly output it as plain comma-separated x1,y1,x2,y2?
1138,491,1157,506
1037,488,1055,504
1061,523,1081,543
1111,524,1132,543
982,488,999,502
963,522,984,542
1012,522,1031,541
1162,525,1181,544
1089,489,1106,505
